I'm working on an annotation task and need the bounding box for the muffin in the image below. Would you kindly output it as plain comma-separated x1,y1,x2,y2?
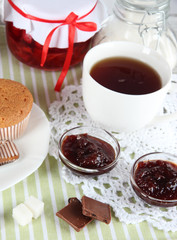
0,79,33,140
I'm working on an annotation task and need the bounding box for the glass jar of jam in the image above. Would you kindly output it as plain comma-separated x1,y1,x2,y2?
4,0,107,71
130,152,177,207
93,0,177,71
5,21,92,71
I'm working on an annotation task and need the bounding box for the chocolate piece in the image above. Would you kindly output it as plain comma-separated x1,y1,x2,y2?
68,197,78,204
56,198,93,232
0,140,19,165
81,196,111,224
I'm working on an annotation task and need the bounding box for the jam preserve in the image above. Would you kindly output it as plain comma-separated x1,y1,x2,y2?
4,0,107,73
61,133,115,169
6,22,91,70
134,160,177,202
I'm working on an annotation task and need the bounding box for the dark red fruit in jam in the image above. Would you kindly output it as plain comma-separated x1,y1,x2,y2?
6,22,91,70
61,134,115,169
135,160,177,200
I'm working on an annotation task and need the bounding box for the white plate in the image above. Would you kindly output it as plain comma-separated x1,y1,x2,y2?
0,103,50,191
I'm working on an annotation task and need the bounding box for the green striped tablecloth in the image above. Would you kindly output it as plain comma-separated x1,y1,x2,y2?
0,25,177,240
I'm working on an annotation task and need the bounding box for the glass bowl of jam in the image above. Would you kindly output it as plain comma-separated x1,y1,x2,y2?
130,152,177,207
58,126,120,175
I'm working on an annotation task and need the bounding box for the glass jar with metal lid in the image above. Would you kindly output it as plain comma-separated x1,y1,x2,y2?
93,0,177,70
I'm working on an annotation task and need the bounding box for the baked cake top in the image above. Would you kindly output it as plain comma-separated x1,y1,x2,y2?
0,79,33,127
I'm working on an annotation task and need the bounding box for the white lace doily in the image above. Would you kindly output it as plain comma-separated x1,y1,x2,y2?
49,75,177,232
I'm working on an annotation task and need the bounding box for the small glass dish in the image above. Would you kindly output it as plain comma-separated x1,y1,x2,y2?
58,126,120,175
130,152,177,207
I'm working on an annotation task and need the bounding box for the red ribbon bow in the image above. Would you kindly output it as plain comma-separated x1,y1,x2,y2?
8,0,98,91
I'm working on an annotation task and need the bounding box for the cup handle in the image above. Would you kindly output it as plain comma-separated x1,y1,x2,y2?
149,113,177,126
169,80,177,93
147,82,177,126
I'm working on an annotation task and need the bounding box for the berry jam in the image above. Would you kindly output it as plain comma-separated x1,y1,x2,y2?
61,133,115,169
134,160,177,201
6,22,91,70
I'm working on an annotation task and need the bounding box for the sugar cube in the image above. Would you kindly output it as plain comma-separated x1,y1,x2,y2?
12,203,33,226
24,195,44,219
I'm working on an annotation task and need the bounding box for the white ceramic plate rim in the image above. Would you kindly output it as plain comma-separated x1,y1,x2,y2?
0,103,50,191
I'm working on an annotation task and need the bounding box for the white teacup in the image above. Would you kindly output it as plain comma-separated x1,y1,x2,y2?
82,41,175,132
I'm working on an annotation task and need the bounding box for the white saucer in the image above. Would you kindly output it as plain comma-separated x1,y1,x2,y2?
0,103,50,191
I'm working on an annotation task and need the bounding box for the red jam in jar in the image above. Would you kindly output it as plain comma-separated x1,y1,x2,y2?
6,22,91,71
134,160,177,201
61,133,115,169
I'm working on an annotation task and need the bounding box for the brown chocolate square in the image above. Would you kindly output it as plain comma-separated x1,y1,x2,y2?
68,197,78,204
56,198,93,232
82,196,111,224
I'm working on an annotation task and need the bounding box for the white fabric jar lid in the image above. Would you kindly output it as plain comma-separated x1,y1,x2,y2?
4,0,107,48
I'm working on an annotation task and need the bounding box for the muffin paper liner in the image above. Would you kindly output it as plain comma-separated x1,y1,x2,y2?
0,112,31,140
